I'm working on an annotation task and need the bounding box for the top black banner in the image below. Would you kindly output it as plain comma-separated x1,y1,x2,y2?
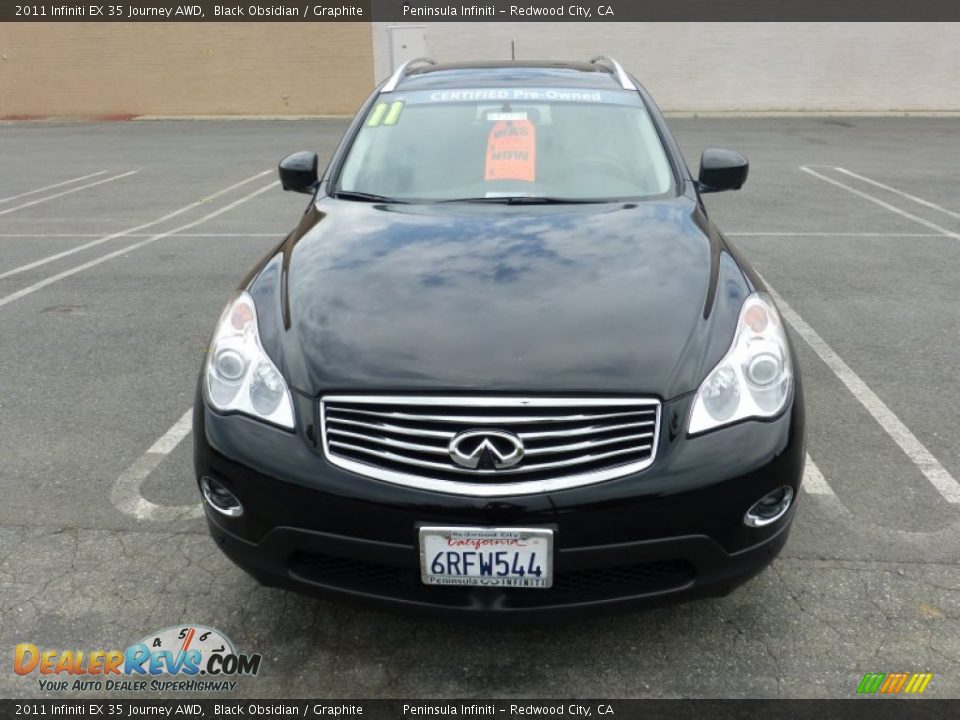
4,0,960,22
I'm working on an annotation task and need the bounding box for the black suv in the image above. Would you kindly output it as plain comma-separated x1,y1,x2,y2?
194,57,804,618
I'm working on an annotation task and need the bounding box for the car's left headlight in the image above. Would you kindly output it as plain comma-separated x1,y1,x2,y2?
688,292,792,435
204,292,295,430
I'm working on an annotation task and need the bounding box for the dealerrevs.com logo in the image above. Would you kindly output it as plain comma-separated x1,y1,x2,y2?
14,625,262,692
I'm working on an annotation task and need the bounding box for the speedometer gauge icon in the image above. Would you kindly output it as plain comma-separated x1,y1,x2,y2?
136,624,236,669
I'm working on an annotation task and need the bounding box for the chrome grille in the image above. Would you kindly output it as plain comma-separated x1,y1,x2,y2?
320,396,660,496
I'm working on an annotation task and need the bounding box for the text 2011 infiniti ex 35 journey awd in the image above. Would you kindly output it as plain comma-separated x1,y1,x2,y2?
194,57,804,618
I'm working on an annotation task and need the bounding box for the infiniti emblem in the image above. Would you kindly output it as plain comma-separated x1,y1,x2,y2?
448,430,525,470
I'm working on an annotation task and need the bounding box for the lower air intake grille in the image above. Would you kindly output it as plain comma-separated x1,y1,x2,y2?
288,552,694,605
320,396,660,496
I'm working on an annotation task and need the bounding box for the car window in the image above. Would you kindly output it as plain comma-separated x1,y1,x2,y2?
337,88,675,202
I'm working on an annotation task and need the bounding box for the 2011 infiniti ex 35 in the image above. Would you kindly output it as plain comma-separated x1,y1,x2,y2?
193,57,805,618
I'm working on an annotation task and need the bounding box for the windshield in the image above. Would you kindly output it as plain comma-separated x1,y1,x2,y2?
337,88,675,202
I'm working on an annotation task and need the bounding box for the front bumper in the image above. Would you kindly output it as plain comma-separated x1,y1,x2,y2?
204,511,793,620
194,386,805,619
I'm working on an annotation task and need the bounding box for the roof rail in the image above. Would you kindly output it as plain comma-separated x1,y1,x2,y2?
589,55,636,91
381,57,438,93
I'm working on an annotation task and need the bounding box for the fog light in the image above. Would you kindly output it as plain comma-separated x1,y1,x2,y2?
200,476,243,518
744,485,793,527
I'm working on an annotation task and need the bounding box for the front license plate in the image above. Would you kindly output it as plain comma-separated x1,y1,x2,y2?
418,526,553,589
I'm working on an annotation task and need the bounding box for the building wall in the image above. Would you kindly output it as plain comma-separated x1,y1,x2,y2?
0,23,375,118
2,22,958,117
372,22,960,112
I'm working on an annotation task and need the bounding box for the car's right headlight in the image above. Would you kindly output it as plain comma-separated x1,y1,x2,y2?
204,292,295,430
688,292,793,435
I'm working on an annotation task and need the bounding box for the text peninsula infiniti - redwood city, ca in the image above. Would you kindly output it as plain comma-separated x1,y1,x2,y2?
193,57,805,618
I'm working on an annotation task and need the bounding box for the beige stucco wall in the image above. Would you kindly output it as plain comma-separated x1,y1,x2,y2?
0,23,375,118
2,22,958,117
372,22,960,112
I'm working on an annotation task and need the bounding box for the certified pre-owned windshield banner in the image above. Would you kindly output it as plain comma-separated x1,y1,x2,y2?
1,700,957,719
4,0,960,21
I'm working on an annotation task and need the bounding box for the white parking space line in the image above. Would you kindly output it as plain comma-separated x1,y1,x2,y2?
0,171,138,216
148,410,194,455
0,170,271,281
111,408,201,521
764,280,960,504
0,232,280,238
834,167,960,221
802,454,836,497
0,171,108,204
728,232,941,237
799,166,960,239
0,180,278,309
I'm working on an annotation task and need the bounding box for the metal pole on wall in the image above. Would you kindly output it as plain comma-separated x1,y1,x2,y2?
388,25,394,72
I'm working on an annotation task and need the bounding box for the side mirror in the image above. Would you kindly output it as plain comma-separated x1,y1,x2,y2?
279,151,319,194
698,149,749,193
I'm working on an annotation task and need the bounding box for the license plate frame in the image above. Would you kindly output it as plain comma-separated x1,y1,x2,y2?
418,526,554,589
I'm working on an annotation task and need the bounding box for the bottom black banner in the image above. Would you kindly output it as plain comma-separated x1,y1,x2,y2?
2,699,956,720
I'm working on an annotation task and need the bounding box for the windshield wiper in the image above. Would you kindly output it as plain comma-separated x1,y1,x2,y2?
333,190,406,203
438,196,607,205
333,192,607,205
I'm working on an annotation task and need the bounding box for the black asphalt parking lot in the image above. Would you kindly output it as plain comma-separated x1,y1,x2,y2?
1,117,959,699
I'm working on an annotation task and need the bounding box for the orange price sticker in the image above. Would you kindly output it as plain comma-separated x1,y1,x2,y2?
484,118,536,182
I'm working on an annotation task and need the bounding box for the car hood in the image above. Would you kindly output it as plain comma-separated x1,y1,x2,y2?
258,197,750,399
